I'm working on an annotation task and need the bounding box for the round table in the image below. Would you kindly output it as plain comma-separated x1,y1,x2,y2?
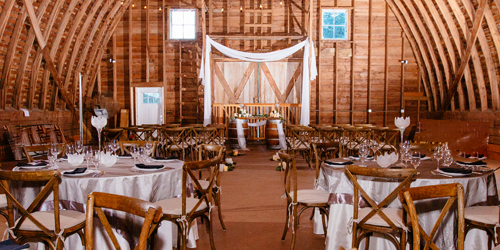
10,158,198,250
316,159,498,250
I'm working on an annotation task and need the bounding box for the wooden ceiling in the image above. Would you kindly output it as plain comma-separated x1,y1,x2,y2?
0,0,499,118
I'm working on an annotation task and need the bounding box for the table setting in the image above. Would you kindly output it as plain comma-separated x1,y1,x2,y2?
8,139,199,250
312,116,499,250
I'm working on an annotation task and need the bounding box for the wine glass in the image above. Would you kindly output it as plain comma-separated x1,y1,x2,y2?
75,141,83,154
359,144,369,167
47,153,57,168
369,140,379,159
111,139,120,155
403,150,412,168
434,146,443,170
130,145,139,166
65,144,74,158
443,155,453,167
84,147,93,168
411,152,421,170
144,141,153,157
91,152,101,170
50,143,61,158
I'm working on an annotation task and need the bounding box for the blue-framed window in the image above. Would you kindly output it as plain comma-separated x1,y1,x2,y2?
321,9,348,40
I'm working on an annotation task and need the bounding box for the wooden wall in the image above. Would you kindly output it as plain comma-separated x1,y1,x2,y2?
1,0,500,148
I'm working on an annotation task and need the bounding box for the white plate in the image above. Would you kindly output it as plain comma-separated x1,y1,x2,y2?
63,170,96,177
17,165,48,170
153,159,176,163
421,156,431,161
456,162,487,167
131,166,167,172
437,169,471,176
118,156,132,159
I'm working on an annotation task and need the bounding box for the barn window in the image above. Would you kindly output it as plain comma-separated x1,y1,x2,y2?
321,9,348,40
170,9,196,39
142,93,161,104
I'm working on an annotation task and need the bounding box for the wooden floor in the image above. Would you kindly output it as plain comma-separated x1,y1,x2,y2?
4,143,500,249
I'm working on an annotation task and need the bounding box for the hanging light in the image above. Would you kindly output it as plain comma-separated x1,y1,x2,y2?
240,6,243,12
259,3,263,8
221,7,224,12
131,3,135,7
159,7,162,11
144,5,147,9
280,0,283,5
121,1,124,5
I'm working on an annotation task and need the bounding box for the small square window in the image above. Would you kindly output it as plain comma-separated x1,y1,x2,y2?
170,9,196,40
322,9,348,40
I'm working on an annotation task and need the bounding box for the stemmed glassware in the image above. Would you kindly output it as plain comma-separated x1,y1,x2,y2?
130,145,139,166
434,146,443,170
411,152,421,170
359,144,370,167
397,141,410,166
369,140,379,159
84,147,93,168
75,141,83,155
91,152,101,170
65,144,74,158
403,150,412,168
110,139,120,155
144,141,153,157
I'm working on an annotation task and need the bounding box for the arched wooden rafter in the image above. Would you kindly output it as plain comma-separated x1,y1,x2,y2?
386,0,500,112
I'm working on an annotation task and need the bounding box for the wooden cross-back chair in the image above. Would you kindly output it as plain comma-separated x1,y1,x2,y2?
161,127,191,160
192,127,218,154
345,165,417,250
85,192,163,250
119,140,158,157
316,126,344,149
463,204,500,250
206,124,226,147
312,142,340,183
399,183,465,250
344,127,373,156
125,127,154,141
372,127,399,153
286,126,317,169
153,155,222,250
279,152,330,250
22,144,51,162
197,144,226,231
0,170,86,249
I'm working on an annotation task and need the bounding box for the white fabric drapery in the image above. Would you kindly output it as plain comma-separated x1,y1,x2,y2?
199,35,317,126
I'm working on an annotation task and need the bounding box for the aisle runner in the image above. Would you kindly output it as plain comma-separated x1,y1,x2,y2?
235,119,287,150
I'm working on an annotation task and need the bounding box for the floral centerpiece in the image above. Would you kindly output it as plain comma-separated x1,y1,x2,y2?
231,108,252,120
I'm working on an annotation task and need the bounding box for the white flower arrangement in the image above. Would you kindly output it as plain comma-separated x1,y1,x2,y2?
269,109,281,118
232,108,252,119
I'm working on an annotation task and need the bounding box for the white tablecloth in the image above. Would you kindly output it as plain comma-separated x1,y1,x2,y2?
316,161,498,250
12,158,198,250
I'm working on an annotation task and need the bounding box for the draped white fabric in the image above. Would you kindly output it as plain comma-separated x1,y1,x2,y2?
236,119,248,150
199,35,317,126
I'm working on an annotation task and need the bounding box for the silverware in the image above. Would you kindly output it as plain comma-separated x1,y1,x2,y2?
92,171,105,177
431,170,453,178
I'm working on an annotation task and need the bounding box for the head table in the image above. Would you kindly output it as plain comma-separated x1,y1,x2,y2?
315,159,498,250
9,157,199,250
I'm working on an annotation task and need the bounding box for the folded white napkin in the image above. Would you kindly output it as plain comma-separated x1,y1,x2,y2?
376,152,399,168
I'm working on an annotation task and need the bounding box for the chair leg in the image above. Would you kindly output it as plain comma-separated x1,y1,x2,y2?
281,203,290,242
290,211,298,250
320,209,328,235
215,192,226,231
364,234,371,250
206,214,217,250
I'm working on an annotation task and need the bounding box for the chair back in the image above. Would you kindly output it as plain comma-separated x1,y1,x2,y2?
192,127,217,145
21,144,51,162
287,126,317,150
206,124,226,146
345,165,416,232
198,144,224,161
119,141,158,156
278,152,298,205
0,170,62,236
399,183,465,250
181,156,222,217
312,142,340,180
85,192,163,250
161,127,189,151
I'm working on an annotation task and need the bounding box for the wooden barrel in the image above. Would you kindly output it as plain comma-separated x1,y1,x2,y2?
266,119,281,150
228,119,248,149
